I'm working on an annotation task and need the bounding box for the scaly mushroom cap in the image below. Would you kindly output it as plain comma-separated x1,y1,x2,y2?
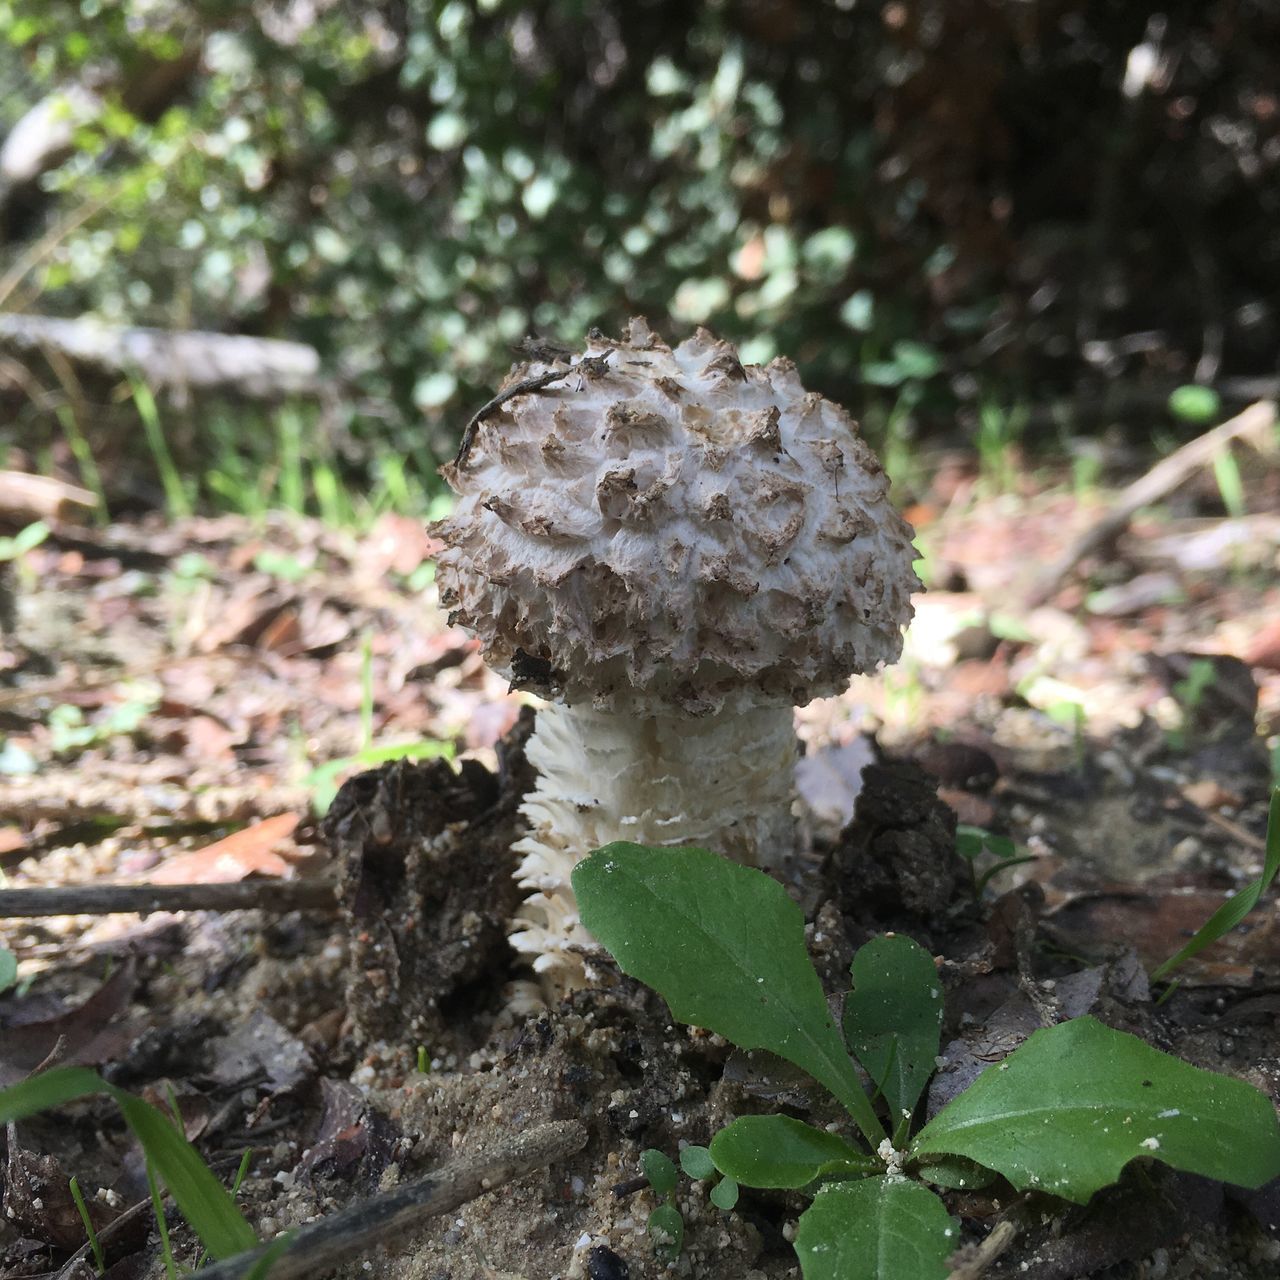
433,318,920,715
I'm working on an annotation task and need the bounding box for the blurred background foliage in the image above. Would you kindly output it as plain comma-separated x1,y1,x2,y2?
1,0,1278,516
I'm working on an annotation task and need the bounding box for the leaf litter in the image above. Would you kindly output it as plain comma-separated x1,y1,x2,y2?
0,470,1278,1278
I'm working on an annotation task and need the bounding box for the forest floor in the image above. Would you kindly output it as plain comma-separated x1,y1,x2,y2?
1,445,1279,1280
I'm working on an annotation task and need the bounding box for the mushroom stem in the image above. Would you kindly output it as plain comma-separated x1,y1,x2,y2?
509,695,797,987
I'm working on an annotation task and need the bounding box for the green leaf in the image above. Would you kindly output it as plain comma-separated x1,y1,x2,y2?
0,1067,258,1259
954,825,1016,862
574,845,884,1144
794,1177,956,1280
1168,384,1221,424
112,1091,258,1258
710,1175,739,1210
843,935,943,1120
0,1066,106,1122
910,1016,1280,1203
1152,787,1279,981
711,1115,880,1189
648,1204,684,1260
0,948,16,995
244,1232,296,1279
642,1148,677,1197
914,1154,997,1191
891,340,940,380
679,1145,716,1180
12,521,50,556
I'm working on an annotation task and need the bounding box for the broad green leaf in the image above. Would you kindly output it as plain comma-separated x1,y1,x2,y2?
0,947,17,994
0,1067,258,1259
843,935,943,1120
910,1016,1280,1203
795,1177,956,1280
574,845,884,1144
1152,787,1279,981
914,1155,997,1191
711,1115,879,1188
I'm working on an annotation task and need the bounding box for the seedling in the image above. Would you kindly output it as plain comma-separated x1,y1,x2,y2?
46,689,160,757
1152,786,1279,984
574,844,1280,1280
681,1144,739,1210
0,1067,259,1263
304,737,455,813
636,1144,739,1262
954,824,1037,895
68,1174,106,1275
0,519,50,564
640,1148,684,1261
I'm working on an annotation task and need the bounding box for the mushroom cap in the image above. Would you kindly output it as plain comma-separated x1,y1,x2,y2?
433,318,920,715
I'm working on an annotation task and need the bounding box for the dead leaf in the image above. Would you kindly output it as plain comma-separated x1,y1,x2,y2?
0,960,139,1086
204,1009,315,1092
150,812,299,885
4,1137,100,1251
1045,887,1279,984
1181,779,1241,811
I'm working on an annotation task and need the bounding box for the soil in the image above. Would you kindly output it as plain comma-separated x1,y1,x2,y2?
1,469,1278,1279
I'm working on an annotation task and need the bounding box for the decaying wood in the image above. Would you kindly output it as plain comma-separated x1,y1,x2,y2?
1026,400,1277,606
0,313,325,399
195,1120,588,1280
0,471,96,524
0,879,338,919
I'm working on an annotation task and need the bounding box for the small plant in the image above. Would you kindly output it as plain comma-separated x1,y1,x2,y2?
0,1067,259,1265
46,689,160,757
0,519,50,564
303,738,456,814
640,1148,683,1261
1151,786,1279,984
954,824,1037,895
636,1144,739,1262
574,843,1280,1279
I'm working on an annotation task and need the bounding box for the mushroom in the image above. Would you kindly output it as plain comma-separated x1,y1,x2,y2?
433,319,919,990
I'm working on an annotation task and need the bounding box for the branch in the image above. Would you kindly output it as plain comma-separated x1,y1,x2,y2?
449,352,612,470
195,1120,588,1280
0,314,326,400
0,880,338,919
1025,400,1276,606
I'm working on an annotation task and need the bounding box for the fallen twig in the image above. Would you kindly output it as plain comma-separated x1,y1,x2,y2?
196,1119,587,1280
0,471,96,524
0,879,338,919
946,1219,1019,1280
1026,400,1276,606
0,313,325,399
451,353,611,470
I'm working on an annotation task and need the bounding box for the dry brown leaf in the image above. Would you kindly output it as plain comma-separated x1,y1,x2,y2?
150,812,300,885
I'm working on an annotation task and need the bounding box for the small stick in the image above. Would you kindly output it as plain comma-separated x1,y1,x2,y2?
0,879,338,919
195,1119,587,1280
946,1219,1019,1280
452,353,611,469
1026,400,1276,606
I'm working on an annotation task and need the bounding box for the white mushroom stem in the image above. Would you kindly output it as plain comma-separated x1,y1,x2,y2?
509,695,798,988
